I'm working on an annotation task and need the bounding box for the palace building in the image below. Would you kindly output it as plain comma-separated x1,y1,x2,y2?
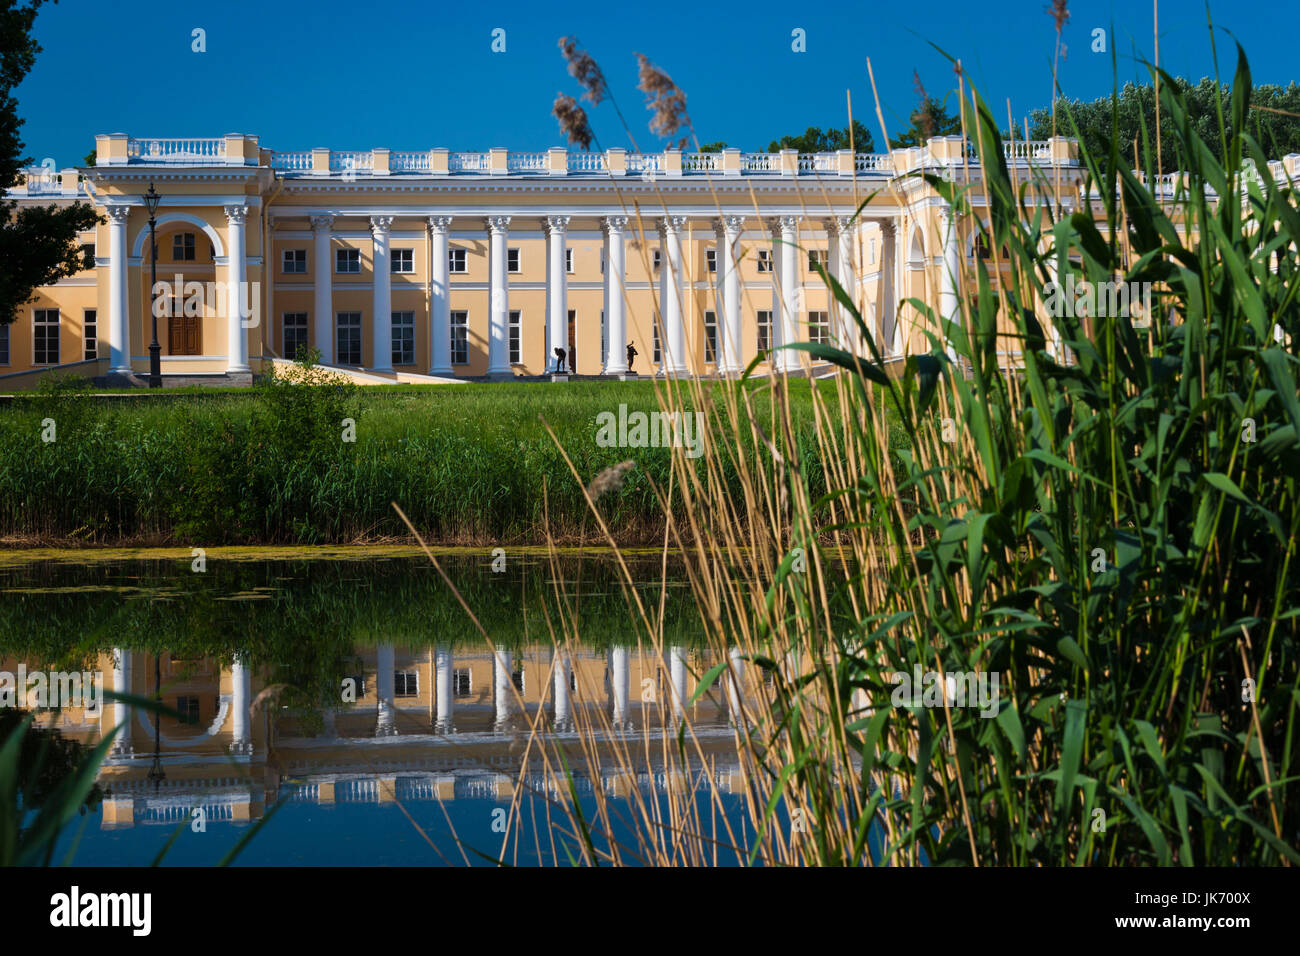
10,131,1286,387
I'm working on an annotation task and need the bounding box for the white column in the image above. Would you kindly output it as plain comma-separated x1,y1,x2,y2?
939,203,961,362
881,218,900,354
545,215,570,372
826,216,854,349
370,216,394,372
717,216,744,373
109,648,132,755
493,645,512,731
777,214,801,372
668,646,688,720
230,655,251,754
427,216,453,375
434,644,453,734
486,217,512,375
376,644,397,736
553,650,572,731
610,646,630,731
602,216,628,374
658,216,688,374
311,215,334,364
224,205,250,373
106,207,131,374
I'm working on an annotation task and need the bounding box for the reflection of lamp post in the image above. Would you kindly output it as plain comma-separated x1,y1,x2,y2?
143,182,162,389
146,653,165,791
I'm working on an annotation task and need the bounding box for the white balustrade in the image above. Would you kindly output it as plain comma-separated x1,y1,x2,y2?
128,137,227,163
568,152,606,172
449,152,490,172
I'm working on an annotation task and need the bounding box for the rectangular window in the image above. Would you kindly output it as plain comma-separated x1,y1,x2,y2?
652,318,661,364
0,324,9,365
704,310,717,364
392,310,415,365
808,310,829,345
80,242,96,268
336,312,362,365
173,233,195,262
565,248,573,273
391,248,414,273
34,308,59,365
283,312,309,360
511,667,525,693
508,310,521,364
757,310,772,353
450,311,468,365
452,668,472,696
757,249,772,273
177,696,200,725
83,309,97,361
449,248,467,273
283,249,307,273
336,248,361,273
653,249,662,270
808,249,826,272
507,248,521,273
706,249,717,273
394,670,418,697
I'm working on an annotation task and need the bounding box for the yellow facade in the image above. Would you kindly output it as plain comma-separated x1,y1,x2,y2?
8,133,1283,387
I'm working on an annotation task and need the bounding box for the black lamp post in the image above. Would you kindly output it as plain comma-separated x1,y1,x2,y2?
144,182,162,388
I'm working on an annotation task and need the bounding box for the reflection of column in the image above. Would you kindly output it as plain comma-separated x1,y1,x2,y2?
427,217,454,375
370,216,394,372
435,645,453,734
725,646,745,725
493,645,512,732
553,650,572,732
668,646,688,720
602,217,628,374
224,205,251,373
106,207,131,374
110,648,132,755
230,655,252,754
311,215,334,364
376,644,397,736
658,216,688,374
486,216,512,376
321,708,337,739
610,646,630,731
718,216,745,373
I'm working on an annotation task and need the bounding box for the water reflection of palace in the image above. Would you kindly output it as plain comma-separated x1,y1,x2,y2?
4,645,763,829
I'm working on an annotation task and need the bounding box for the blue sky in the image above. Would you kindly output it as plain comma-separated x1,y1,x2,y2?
15,0,1298,168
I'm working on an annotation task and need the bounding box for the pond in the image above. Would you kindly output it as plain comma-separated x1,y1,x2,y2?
1,548,772,866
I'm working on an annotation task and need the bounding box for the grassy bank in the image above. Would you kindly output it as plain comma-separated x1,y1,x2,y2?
0,377,883,546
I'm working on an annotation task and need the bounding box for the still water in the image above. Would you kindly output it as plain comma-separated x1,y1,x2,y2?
2,549,766,866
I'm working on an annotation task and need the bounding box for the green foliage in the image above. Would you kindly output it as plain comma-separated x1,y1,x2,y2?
888,72,962,148
0,0,101,325
766,45,1299,864
1030,77,1300,173
0,379,844,544
768,120,874,154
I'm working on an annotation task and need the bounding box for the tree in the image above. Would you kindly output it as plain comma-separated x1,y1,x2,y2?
767,120,874,153
0,0,100,327
697,141,727,153
1027,78,1300,173
888,71,963,149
